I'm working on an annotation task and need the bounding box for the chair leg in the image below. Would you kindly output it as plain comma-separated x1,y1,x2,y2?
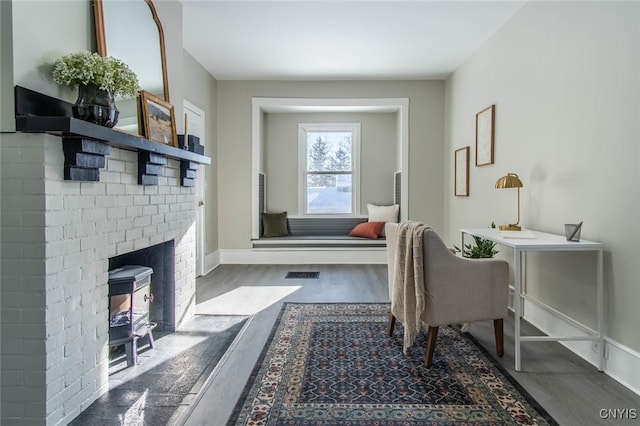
494,319,504,357
424,326,439,368
387,312,396,337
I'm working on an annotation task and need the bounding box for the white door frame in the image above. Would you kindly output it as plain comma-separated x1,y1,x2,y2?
184,100,206,277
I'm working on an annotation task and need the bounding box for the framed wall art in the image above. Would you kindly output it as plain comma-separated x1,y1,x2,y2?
475,104,495,166
139,90,177,147
454,146,470,196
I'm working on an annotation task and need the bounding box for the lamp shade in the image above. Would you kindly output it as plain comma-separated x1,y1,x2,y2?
495,173,523,189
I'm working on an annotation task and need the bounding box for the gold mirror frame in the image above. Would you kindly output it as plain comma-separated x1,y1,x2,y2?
93,0,169,102
93,0,169,141
93,0,170,102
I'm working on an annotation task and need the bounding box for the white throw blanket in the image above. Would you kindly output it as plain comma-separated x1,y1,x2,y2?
390,221,431,353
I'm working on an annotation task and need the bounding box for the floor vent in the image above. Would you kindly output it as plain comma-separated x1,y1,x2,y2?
285,271,320,279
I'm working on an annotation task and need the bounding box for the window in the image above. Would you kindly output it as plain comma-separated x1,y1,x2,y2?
298,123,360,215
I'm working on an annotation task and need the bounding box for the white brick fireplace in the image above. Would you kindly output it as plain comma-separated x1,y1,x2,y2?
1,133,198,425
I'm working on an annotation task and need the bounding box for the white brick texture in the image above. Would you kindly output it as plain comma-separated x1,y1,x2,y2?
1,134,198,425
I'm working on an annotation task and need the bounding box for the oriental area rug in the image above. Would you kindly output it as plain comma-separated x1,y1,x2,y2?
228,303,557,425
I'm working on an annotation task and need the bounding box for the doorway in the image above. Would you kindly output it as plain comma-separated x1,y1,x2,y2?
184,100,206,277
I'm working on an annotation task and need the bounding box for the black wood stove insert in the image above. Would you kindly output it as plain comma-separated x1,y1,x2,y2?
107,241,175,367
108,265,156,367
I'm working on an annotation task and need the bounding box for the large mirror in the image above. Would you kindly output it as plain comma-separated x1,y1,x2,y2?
93,0,170,134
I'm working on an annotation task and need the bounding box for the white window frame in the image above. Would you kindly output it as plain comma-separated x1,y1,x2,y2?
298,123,361,216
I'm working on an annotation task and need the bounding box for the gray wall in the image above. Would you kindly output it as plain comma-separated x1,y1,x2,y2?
10,0,92,105
264,112,398,215
444,1,640,352
217,80,445,249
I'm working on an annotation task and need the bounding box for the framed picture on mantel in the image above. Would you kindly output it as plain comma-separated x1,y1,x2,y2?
476,104,495,166
139,90,177,147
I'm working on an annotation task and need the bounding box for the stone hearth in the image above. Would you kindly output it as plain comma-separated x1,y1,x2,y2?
1,132,198,425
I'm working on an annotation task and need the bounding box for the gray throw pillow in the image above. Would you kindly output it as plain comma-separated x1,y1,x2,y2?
262,212,289,237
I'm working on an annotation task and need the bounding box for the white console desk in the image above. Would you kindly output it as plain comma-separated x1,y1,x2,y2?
460,228,604,372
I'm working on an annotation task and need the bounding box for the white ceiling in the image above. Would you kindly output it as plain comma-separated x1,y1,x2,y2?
181,1,526,81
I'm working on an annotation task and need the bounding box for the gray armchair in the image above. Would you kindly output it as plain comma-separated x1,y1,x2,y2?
386,223,509,367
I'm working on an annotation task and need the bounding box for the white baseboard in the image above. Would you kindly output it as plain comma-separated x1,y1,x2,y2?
523,299,640,396
603,336,640,397
204,250,220,275
219,248,387,264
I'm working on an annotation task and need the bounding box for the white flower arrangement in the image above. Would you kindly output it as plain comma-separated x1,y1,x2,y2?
52,51,140,98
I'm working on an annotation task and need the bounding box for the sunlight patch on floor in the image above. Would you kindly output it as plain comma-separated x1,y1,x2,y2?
109,316,245,381
119,389,148,424
195,286,301,315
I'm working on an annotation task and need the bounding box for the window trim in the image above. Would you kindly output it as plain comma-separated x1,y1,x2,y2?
298,123,361,216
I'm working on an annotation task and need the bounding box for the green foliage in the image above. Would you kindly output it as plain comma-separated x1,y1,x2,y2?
309,137,330,170
455,236,499,258
308,137,331,186
329,145,351,171
52,51,140,98
454,223,499,258
308,137,353,187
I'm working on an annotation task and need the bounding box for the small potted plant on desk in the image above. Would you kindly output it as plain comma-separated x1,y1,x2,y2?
454,222,499,259
52,51,139,128
455,236,499,259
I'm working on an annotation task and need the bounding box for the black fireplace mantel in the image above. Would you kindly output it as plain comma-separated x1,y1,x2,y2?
14,86,210,186
16,115,211,165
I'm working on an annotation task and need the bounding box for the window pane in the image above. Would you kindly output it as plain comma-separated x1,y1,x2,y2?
306,174,352,214
307,132,352,172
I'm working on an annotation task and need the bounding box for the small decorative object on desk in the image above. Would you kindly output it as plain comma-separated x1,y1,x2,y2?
52,51,139,128
564,221,583,242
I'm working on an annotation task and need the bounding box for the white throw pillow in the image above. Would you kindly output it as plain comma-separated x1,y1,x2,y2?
367,204,399,237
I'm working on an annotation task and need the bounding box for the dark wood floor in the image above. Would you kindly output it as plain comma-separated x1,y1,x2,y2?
183,264,640,426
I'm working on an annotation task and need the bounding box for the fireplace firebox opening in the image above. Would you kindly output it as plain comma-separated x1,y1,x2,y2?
107,240,175,367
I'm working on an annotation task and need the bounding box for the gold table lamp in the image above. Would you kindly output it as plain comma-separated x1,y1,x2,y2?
495,173,523,231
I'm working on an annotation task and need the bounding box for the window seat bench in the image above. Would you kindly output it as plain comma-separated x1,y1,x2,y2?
252,217,387,249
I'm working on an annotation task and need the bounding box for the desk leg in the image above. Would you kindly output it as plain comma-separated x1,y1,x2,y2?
514,249,522,372
597,249,604,371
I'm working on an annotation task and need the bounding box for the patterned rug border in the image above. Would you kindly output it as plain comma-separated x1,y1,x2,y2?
228,302,558,425
228,302,292,424
462,325,558,426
